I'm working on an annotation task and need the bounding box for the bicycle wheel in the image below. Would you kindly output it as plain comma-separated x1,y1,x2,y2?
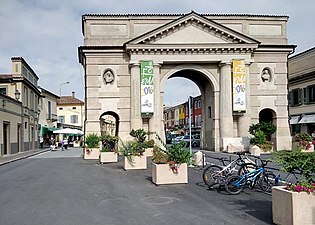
258,172,276,193
202,165,224,188
238,163,258,175
225,175,243,195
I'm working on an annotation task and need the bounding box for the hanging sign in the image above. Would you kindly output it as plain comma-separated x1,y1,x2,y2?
140,61,154,114
232,60,246,112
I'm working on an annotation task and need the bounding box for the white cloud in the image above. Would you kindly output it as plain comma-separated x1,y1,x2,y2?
0,0,314,103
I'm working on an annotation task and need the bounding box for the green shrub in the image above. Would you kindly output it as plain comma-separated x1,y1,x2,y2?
144,139,155,148
85,133,100,148
273,149,315,182
249,121,276,140
250,130,266,145
130,129,147,143
152,146,168,164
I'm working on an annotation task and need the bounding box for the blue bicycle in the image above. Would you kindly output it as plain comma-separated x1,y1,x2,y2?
224,158,276,195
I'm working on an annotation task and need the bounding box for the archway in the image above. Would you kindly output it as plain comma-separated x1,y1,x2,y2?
161,65,218,150
258,108,277,142
99,111,120,137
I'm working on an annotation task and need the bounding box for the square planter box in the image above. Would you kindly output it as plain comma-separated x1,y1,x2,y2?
143,148,153,157
123,156,147,170
100,152,118,164
272,186,315,225
83,148,100,160
152,163,188,185
73,141,81,148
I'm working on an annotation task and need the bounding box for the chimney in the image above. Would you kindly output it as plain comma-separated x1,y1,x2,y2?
72,91,75,98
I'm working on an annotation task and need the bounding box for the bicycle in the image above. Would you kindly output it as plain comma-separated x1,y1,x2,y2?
224,158,276,195
202,152,257,188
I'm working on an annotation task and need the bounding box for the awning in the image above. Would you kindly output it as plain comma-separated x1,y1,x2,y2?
298,114,315,124
42,127,60,134
290,116,300,125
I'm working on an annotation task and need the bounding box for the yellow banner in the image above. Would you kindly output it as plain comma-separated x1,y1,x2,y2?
232,60,246,112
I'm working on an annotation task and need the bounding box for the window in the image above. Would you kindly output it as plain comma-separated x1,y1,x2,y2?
195,101,198,109
289,88,302,106
25,122,27,129
59,107,63,110
308,85,315,103
208,106,212,118
0,86,7,95
58,116,65,123
198,100,201,109
70,115,78,123
72,107,76,110
48,101,51,119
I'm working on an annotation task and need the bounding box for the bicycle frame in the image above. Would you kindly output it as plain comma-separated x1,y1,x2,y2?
232,167,266,187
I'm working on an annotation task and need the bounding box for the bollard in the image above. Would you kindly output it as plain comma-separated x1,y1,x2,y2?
194,151,203,166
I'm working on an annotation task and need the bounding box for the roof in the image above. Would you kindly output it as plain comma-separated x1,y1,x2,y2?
57,96,84,105
38,87,60,99
82,12,288,18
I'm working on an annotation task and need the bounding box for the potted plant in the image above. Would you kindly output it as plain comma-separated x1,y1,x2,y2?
152,141,192,185
249,122,276,154
272,149,315,225
120,140,146,170
99,133,119,164
84,133,100,160
292,132,313,152
143,139,155,157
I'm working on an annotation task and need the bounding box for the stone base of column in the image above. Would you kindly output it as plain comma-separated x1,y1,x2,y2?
221,137,250,152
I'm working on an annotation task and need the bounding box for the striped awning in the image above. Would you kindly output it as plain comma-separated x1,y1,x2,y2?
289,116,300,125
298,114,315,124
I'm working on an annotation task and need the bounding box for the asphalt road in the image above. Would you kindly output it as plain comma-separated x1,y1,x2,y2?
0,148,274,225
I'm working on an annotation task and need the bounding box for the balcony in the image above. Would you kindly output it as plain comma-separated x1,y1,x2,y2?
47,113,58,122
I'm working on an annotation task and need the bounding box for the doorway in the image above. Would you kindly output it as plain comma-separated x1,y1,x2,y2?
3,122,10,155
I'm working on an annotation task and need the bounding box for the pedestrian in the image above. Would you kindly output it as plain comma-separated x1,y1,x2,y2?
40,136,44,149
63,138,68,150
61,138,64,151
50,137,56,151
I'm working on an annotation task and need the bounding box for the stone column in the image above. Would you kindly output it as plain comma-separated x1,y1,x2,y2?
130,63,142,130
149,63,163,141
237,61,252,138
219,61,233,149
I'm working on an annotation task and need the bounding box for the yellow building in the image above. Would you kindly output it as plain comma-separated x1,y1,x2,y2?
57,92,84,131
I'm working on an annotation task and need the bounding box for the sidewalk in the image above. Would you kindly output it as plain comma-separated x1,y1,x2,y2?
0,147,50,166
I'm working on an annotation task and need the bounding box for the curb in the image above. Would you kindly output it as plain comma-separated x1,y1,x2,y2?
0,149,51,166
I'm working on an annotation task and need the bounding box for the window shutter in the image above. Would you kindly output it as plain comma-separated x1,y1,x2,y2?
288,91,292,106
298,88,302,105
304,87,309,104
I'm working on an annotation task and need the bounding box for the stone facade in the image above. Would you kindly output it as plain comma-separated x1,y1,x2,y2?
79,12,295,151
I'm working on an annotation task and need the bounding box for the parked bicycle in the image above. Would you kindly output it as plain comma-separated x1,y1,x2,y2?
202,152,257,188
224,157,276,195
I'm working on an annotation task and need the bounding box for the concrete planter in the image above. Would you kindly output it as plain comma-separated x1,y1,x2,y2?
83,148,100,160
152,163,188,185
73,141,81,147
123,155,147,170
100,152,118,164
143,148,153,157
272,186,315,225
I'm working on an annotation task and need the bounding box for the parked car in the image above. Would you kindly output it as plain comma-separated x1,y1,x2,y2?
182,135,200,147
167,133,181,144
171,136,184,144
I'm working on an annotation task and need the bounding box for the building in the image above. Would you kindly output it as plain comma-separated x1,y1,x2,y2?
79,12,295,151
57,92,84,131
38,87,60,145
0,57,41,155
288,47,315,134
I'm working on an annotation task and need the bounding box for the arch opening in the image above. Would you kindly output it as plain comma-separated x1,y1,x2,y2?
99,111,120,137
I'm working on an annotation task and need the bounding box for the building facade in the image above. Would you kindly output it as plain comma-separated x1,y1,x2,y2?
0,57,40,155
288,47,315,134
57,92,84,131
38,87,60,144
79,12,295,151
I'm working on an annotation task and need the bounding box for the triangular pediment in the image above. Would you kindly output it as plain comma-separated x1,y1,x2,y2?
126,12,260,47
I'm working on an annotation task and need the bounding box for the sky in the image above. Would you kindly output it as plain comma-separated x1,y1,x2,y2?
0,0,314,106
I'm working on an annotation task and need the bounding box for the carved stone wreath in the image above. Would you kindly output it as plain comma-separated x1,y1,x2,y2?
103,69,115,85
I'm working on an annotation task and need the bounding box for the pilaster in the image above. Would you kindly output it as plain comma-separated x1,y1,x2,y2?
130,63,142,130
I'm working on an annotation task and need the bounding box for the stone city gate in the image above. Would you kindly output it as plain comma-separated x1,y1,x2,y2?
78,12,295,151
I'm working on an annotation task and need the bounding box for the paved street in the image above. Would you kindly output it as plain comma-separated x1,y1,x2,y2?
0,148,273,225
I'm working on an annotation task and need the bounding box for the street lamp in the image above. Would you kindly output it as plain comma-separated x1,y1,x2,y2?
14,89,21,100
59,82,70,96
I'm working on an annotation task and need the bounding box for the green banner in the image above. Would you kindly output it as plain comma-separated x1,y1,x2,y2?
140,61,154,113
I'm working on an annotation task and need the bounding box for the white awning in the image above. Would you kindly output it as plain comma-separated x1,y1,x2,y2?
290,116,300,125
298,114,315,124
